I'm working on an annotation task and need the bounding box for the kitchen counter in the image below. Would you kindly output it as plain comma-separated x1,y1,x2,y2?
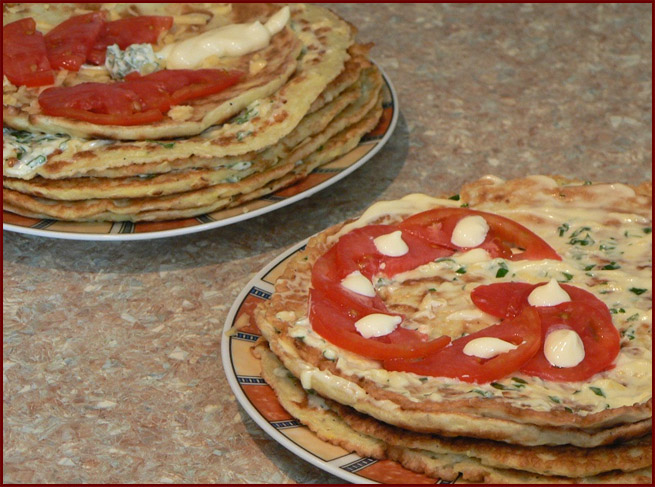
3,3,651,483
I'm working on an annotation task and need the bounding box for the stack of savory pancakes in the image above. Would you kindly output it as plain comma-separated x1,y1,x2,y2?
3,3,384,222
251,175,652,483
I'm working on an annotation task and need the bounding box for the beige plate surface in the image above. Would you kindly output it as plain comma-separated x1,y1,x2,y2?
2,68,397,241
221,239,446,484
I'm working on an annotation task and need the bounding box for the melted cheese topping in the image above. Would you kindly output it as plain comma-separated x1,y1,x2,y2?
451,215,490,247
159,6,290,69
544,329,585,368
355,314,402,338
373,231,409,257
463,337,519,359
292,176,651,416
528,278,571,307
341,271,376,297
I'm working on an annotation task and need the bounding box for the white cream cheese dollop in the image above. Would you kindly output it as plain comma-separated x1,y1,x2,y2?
355,314,402,338
373,230,409,257
528,278,571,307
340,271,376,297
463,337,518,359
451,215,489,248
159,6,290,69
544,328,585,368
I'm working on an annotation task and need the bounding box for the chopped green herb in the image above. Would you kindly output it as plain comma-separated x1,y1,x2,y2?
419,377,428,383
609,308,625,314
569,233,595,246
490,382,511,390
557,223,570,237
643,227,652,234
460,203,469,208
471,389,493,398
549,396,561,403
561,272,573,281
629,288,647,296
621,328,636,340
626,313,639,322
601,262,621,270
511,377,528,385
564,407,573,413
456,267,467,274
428,288,437,292
589,386,605,397
583,264,596,271
448,194,460,201
147,140,175,148
583,180,592,185
496,262,509,278
233,106,258,124
236,130,253,141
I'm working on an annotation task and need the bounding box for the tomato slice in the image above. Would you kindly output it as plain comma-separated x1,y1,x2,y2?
520,301,620,381
39,83,141,115
384,306,541,383
3,18,54,87
87,16,173,65
400,208,561,261
334,225,453,280
44,11,106,71
309,288,450,360
38,68,242,125
128,69,245,105
470,282,620,381
38,83,164,125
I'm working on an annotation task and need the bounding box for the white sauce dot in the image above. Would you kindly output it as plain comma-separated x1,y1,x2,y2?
373,230,409,257
544,328,585,368
463,337,518,359
527,279,571,307
451,215,489,248
340,271,376,297
354,314,402,339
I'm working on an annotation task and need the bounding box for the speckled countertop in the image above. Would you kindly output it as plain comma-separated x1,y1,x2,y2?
3,3,652,484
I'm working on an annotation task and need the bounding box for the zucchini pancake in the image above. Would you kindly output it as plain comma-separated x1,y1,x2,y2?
3,3,384,222
250,175,652,483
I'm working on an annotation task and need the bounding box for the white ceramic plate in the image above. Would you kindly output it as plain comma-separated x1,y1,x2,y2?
222,239,442,484
3,69,398,241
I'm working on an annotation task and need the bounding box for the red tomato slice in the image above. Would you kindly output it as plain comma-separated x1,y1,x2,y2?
129,69,245,105
38,83,164,125
309,288,450,360
39,83,141,115
470,282,620,381
400,208,561,261
3,18,54,87
311,245,388,318
121,78,172,113
384,306,542,383
520,301,620,381
334,225,454,280
38,106,164,126
87,15,173,65
44,11,106,71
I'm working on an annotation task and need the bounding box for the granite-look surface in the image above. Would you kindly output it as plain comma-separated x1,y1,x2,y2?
3,3,651,484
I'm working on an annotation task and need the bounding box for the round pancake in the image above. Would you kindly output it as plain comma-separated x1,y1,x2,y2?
3,91,383,221
3,3,354,175
256,342,652,482
2,69,369,200
253,175,652,447
3,3,357,142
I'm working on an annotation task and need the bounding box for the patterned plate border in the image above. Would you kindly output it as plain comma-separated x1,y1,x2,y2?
221,239,445,484
3,66,398,241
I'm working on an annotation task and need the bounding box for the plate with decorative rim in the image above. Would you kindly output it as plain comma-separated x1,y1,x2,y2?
3,69,398,241
221,239,447,484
